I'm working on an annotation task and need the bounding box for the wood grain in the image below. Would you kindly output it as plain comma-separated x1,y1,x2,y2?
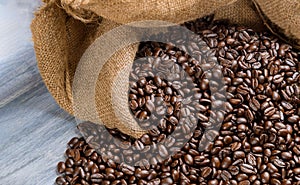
0,1,79,184
0,46,79,185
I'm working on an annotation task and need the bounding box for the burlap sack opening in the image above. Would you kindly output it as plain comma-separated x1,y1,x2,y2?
31,0,299,138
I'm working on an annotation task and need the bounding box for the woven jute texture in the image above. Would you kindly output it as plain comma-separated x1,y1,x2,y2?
253,0,300,49
214,0,264,31
63,0,237,24
31,0,299,138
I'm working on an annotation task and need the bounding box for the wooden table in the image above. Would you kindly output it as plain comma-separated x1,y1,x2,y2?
0,1,79,184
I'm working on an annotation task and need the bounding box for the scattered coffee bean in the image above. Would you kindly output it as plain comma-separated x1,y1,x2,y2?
56,19,300,184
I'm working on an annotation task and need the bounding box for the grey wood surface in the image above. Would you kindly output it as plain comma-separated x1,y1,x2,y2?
0,1,79,184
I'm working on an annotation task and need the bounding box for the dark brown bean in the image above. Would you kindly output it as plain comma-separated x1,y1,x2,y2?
261,171,270,183
239,180,250,185
57,162,66,174
55,176,66,185
221,157,232,169
184,154,193,165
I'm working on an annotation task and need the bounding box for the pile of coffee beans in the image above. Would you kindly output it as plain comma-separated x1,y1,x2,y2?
56,17,299,185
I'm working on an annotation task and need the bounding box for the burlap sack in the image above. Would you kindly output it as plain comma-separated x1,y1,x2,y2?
31,0,299,138
62,0,237,24
253,0,300,50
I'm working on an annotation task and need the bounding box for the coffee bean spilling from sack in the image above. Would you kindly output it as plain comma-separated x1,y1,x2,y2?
56,19,300,185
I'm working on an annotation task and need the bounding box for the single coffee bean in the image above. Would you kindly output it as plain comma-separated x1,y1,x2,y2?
234,151,245,159
281,152,292,160
228,165,239,176
239,180,250,185
264,107,276,117
158,144,169,158
247,153,256,166
212,156,221,168
130,100,139,110
293,168,300,175
221,157,232,169
55,176,66,185
261,171,270,183
184,154,193,165
161,177,173,185
57,162,66,174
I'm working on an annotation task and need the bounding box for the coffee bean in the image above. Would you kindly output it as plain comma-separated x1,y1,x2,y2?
161,177,173,185
231,142,242,151
273,159,286,168
281,152,292,160
247,153,256,166
239,180,250,185
140,134,151,145
273,74,284,83
264,107,276,117
293,168,300,175
184,154,193,165
228,165,239,176
252,146,263,153
55,176,66,185
158,144,169,158
229,98,242,105
65,149,75,158
138,111,148,120
271,178,281,185
234,151,245,159
129,100,139,110
221,157,232,169
57,21,299,185
236,173,248,182
57,162,66,174
237,117,247,124
221,170,232,181
197,113,209,122
68,137,79,148
120,163,135,176
240,164,256,174
261,171,270,183
288,115,299,123
65,168,73,175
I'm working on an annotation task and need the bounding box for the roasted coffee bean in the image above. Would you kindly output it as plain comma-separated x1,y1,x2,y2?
264,107,276,117
239,180,250,185
252,146,263,153
208,179,219,185
56,21,299,185
236,173,248,182
247,153,256,166
57,162,66,174
221,157,232,169
234,151,245,159
240,164,256,174
273,159,286,168
130,100,139,110
184,154,193,165
161,177,173,184
293,168,300,175
65,149,75,158
228,165,240,176
212,156,221,168
68,137,79,148
261,171,270,183
158,144,169,158
201,167,212,178
221,170,232,181
281,152,292,160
